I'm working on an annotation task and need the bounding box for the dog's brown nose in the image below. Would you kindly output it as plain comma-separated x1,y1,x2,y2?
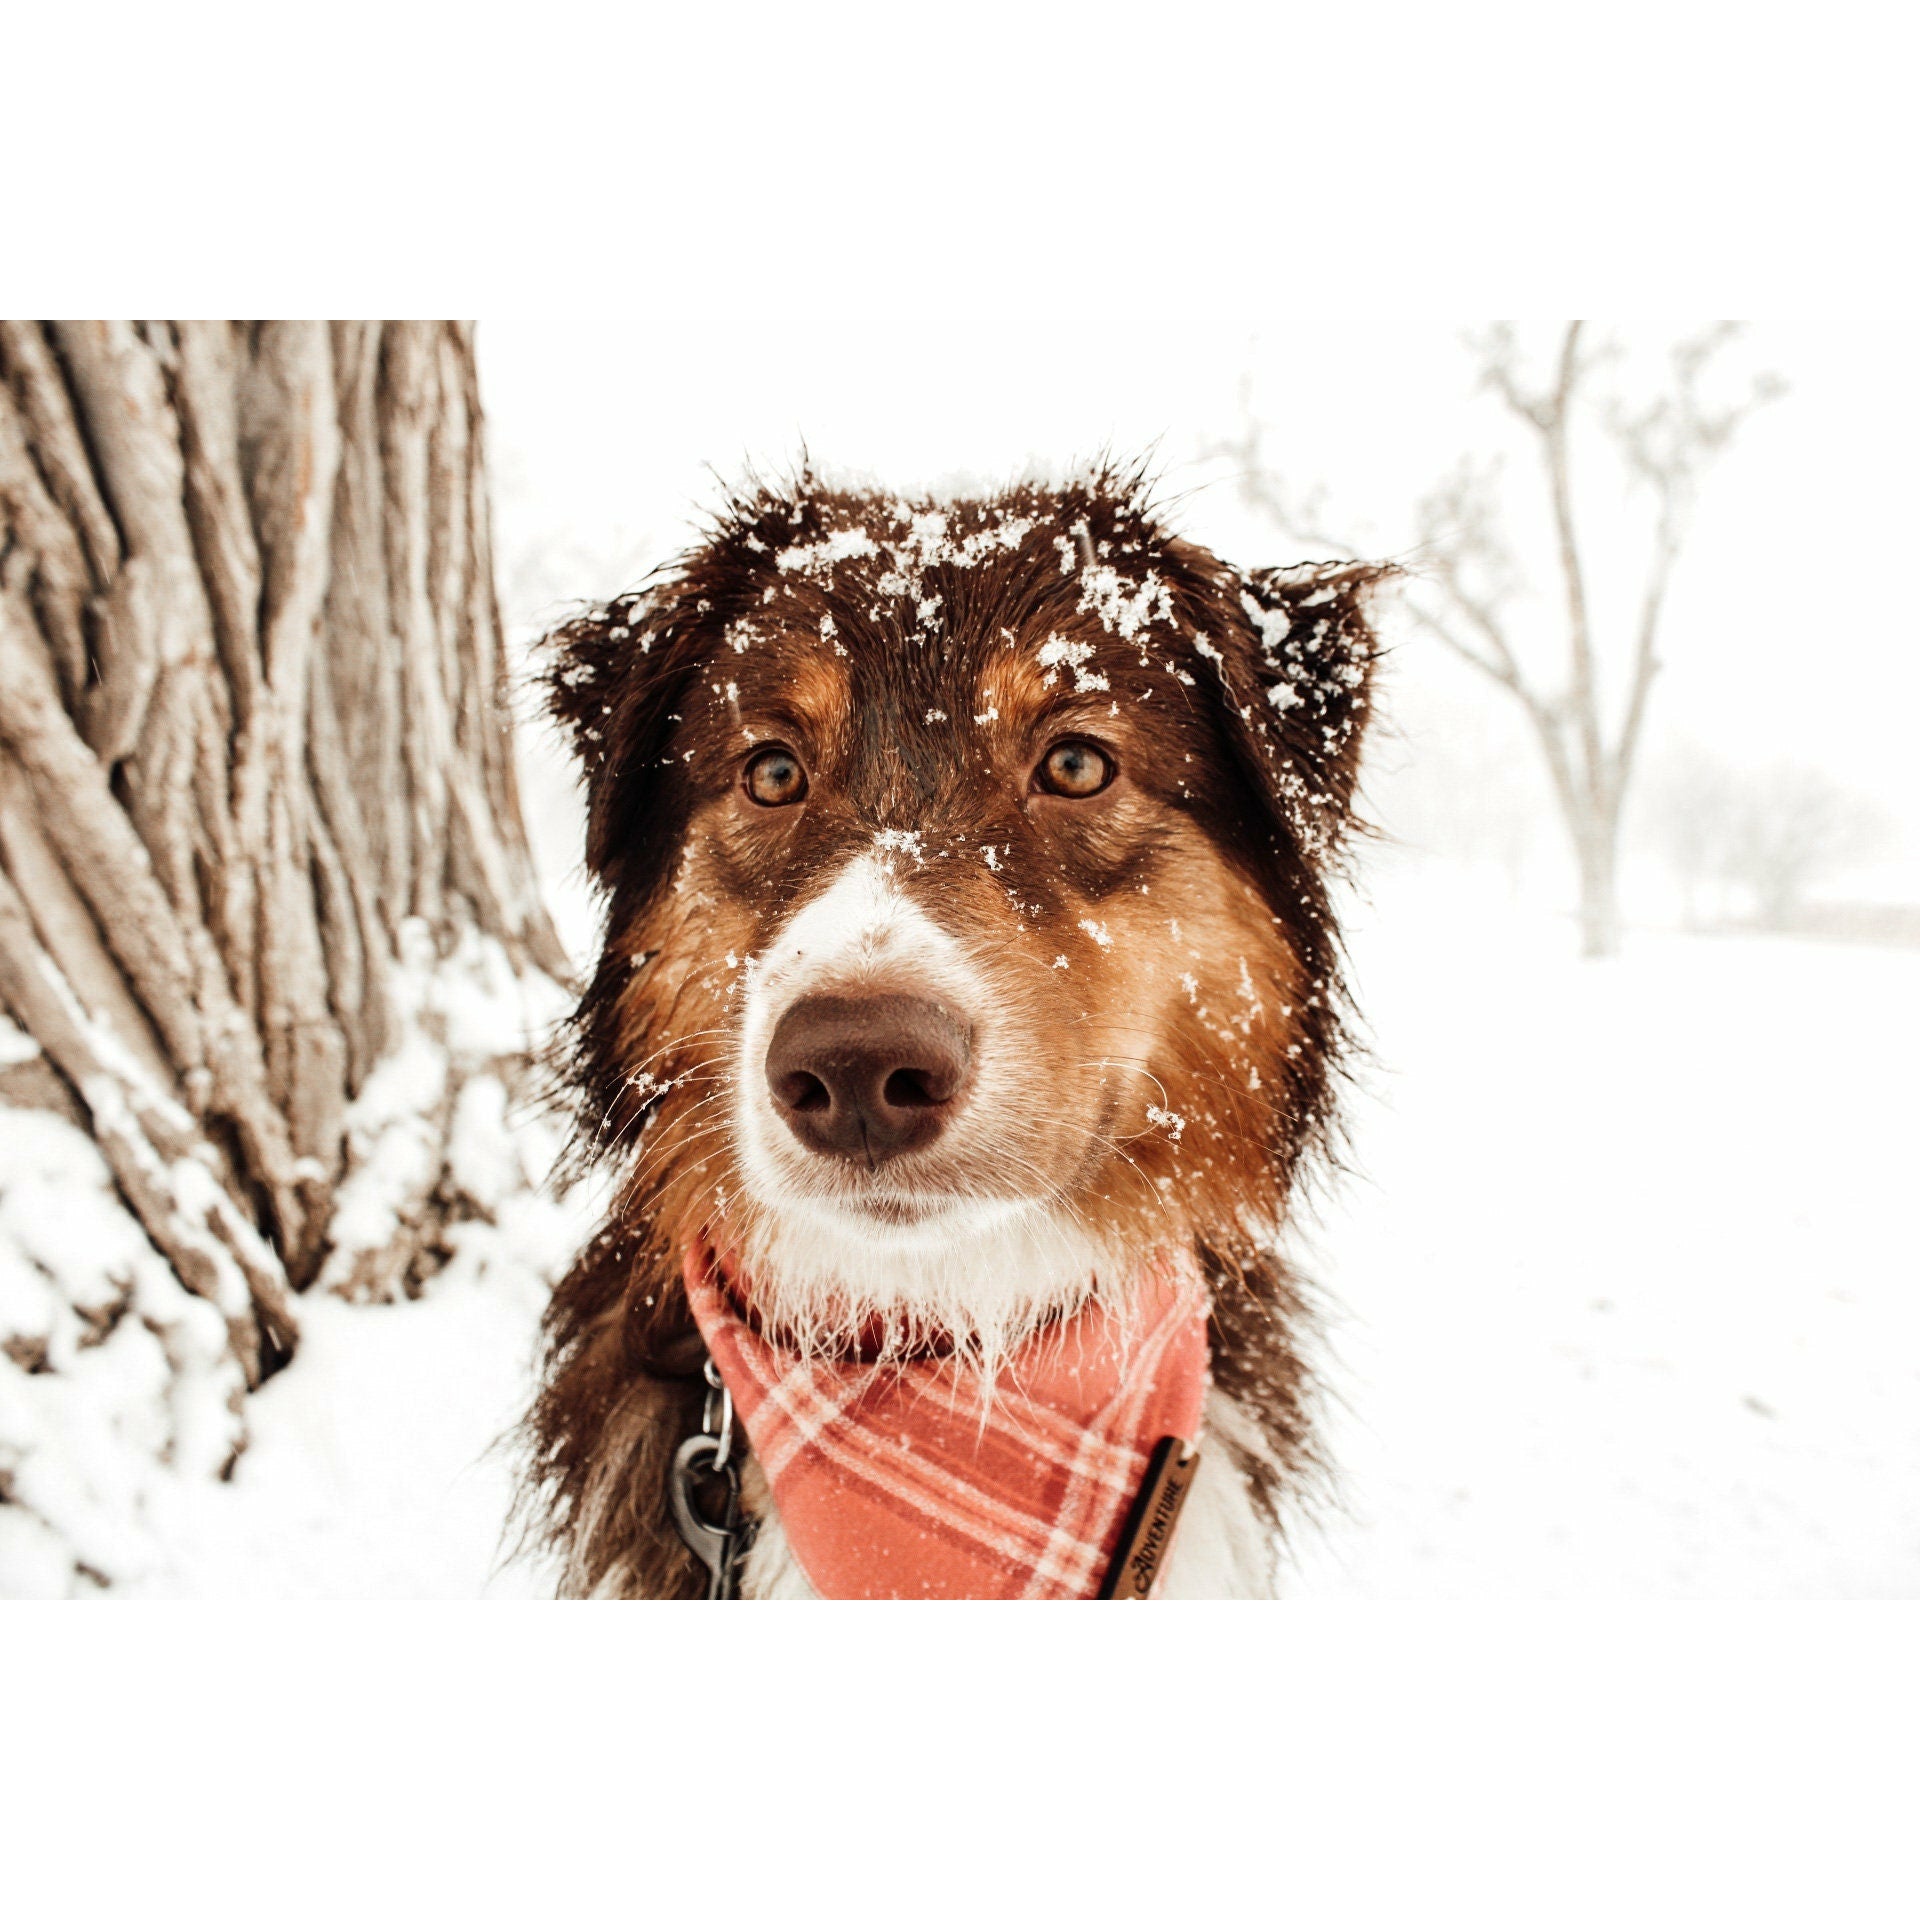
765,993,973,1166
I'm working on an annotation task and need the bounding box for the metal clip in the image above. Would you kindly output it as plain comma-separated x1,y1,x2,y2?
670,1367,754,1598
701,1356,734,1471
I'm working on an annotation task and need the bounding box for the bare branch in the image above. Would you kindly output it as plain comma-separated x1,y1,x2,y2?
1210,321,1777,959
1605,323,1784,507
1486,321,1608,815
1204,400,1364,559
1606,517,1677,815
1599,325,1783,812
1399,594,1518,690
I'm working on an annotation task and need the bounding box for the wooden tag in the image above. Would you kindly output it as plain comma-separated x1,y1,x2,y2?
1099,1436,1201,1599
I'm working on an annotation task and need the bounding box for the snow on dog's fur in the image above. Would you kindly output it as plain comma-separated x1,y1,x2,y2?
519,461,1388,1598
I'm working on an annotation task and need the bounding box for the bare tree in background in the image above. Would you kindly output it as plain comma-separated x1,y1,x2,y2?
1641,747,1894,933
1721,763,1893,931
1639,747,1742,930
0,322,569,1588
1220,323,1781,957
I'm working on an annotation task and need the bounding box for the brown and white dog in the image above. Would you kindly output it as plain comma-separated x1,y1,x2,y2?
521,463,1386,1598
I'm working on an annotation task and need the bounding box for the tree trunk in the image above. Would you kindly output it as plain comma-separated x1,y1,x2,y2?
1572,808,1622,960
0,321,568,1592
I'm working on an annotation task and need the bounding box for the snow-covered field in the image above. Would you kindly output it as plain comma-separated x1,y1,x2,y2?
119,1268,557,1599
81,853,1916,1600
1291,863,1919,1598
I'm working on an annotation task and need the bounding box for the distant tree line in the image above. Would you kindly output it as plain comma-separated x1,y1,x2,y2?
1640,749,1895,933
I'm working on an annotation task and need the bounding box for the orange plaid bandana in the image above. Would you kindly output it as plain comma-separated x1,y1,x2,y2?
681,1238,1211,1599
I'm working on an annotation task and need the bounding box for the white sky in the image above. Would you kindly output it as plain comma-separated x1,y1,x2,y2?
480,310,1920,863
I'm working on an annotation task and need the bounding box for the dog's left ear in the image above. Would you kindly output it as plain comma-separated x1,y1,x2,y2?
543,572,719,895
1186,556,1393,860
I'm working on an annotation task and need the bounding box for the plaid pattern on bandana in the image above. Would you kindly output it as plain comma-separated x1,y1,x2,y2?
681,1239,1212,1599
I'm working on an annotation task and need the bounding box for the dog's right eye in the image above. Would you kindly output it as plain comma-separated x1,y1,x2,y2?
1034,739,1115,799
744,746,808,807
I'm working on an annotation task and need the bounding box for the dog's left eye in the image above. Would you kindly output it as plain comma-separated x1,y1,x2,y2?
744,746,808,807
1034,740,1115,799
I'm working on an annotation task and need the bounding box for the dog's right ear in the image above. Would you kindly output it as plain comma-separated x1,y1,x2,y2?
543,573,720,892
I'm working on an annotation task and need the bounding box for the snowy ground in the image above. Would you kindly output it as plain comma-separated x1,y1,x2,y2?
1289,863,1919,1598
122,1270,556,1599
93,1141,593,1601
78,857,1920,1600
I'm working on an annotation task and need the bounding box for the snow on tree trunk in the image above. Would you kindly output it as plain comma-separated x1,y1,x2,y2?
0,321,570,1593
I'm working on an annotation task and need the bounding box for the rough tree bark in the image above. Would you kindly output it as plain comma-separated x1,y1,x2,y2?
0,321,568,1588
1221,323,1780,959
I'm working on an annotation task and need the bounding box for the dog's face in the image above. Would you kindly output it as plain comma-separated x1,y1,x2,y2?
549,471,1380,1361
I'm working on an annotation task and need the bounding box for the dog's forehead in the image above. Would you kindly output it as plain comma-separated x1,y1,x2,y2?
707,488,1197,715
